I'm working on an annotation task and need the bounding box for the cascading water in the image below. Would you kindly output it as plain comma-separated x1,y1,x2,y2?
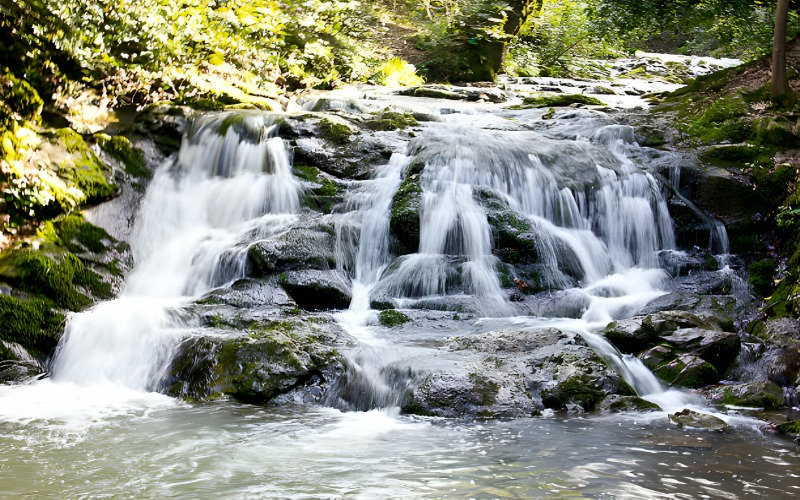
50,112,302,391
4,71,800,498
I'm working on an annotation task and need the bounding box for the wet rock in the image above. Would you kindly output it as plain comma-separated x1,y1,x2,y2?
291,118,394,180
661,328,741,372
398,85,506,103
669,409,730,431
278,270,351,311
248,223,337,274
653,353,718,388
704,381,786,410
164,317,346,403
603,316,659,353
389,175,421,254
0,360,42,384
403,328,632,418
198,278,295,309
599,394,661,413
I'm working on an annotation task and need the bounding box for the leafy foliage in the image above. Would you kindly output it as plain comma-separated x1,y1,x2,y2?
587,0,800,60
1,0,382,108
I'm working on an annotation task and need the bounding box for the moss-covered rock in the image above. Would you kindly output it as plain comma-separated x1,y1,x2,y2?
52,128,117,202
0,295,64,359
653,353,718,388
95,133,150,178
541,374,606,412
296,166,346,214
364,111,418,131
378,309,409,327
390,175,422,254
165,318,345,404
712,382,786,410
317,118,353,145
510,94,604,110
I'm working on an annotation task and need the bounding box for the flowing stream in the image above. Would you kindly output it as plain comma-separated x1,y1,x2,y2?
2,73,799,496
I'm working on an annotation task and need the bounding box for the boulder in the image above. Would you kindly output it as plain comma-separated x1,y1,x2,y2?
603,316,659,353
704,381,786,410
653,353,718,388
389,176,422,254
402,327,634,418
164,317,346,403
248,223,337,274
669,409,730,431
660,328,741,372
278,270,352,311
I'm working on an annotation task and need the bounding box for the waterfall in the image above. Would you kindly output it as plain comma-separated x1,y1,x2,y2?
50,112,302,390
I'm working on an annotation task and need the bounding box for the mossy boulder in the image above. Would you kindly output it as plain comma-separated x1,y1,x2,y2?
378,309,409,327
317,118,353,145
653,353,719,388
248,224,337,274
390,175,422,254
164,318,345,404
541,375,606,412
52,128,117,203
294,165,346,214
365,110,418,131
660,328,741,373
0,246,100,311
94,133,150,178
0,294,65,360
510,94,604,110
705,381,786,410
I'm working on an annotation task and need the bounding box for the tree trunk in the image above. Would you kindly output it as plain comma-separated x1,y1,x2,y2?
772,0,790,97
485,0,541,77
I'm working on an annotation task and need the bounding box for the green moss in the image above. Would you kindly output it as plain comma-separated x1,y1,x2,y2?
469,373,500,407
704,253,720,272
749,259,777,297
39,214,114,254
302,175,345,214
541,375,605,412
390,175,422,254
292,164,321,182
53,128,116,202
682,96,752,144
95,134,150,178
721,386,784,410
510,94,604,110
778,420,800,435
0,295,65,358
378,309,409,327
365,111,418,131
317,119,352,145
0,248,93,311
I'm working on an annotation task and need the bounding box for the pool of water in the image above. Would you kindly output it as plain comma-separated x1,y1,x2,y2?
1,387,797,498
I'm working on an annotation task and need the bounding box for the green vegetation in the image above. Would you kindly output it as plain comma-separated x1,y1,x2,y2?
541,375,605,411
390,175,422,254
95,134,150,178
378,309,410,327
317,119,353,145
0,295,65,359
510,94,604,109
365,111,418,131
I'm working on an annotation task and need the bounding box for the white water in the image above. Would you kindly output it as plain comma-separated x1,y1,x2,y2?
1,112,302,418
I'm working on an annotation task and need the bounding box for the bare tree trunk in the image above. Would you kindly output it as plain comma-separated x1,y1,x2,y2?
772,0,790,97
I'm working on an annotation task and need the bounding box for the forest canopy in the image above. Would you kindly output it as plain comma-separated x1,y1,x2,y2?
0,0,797,108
